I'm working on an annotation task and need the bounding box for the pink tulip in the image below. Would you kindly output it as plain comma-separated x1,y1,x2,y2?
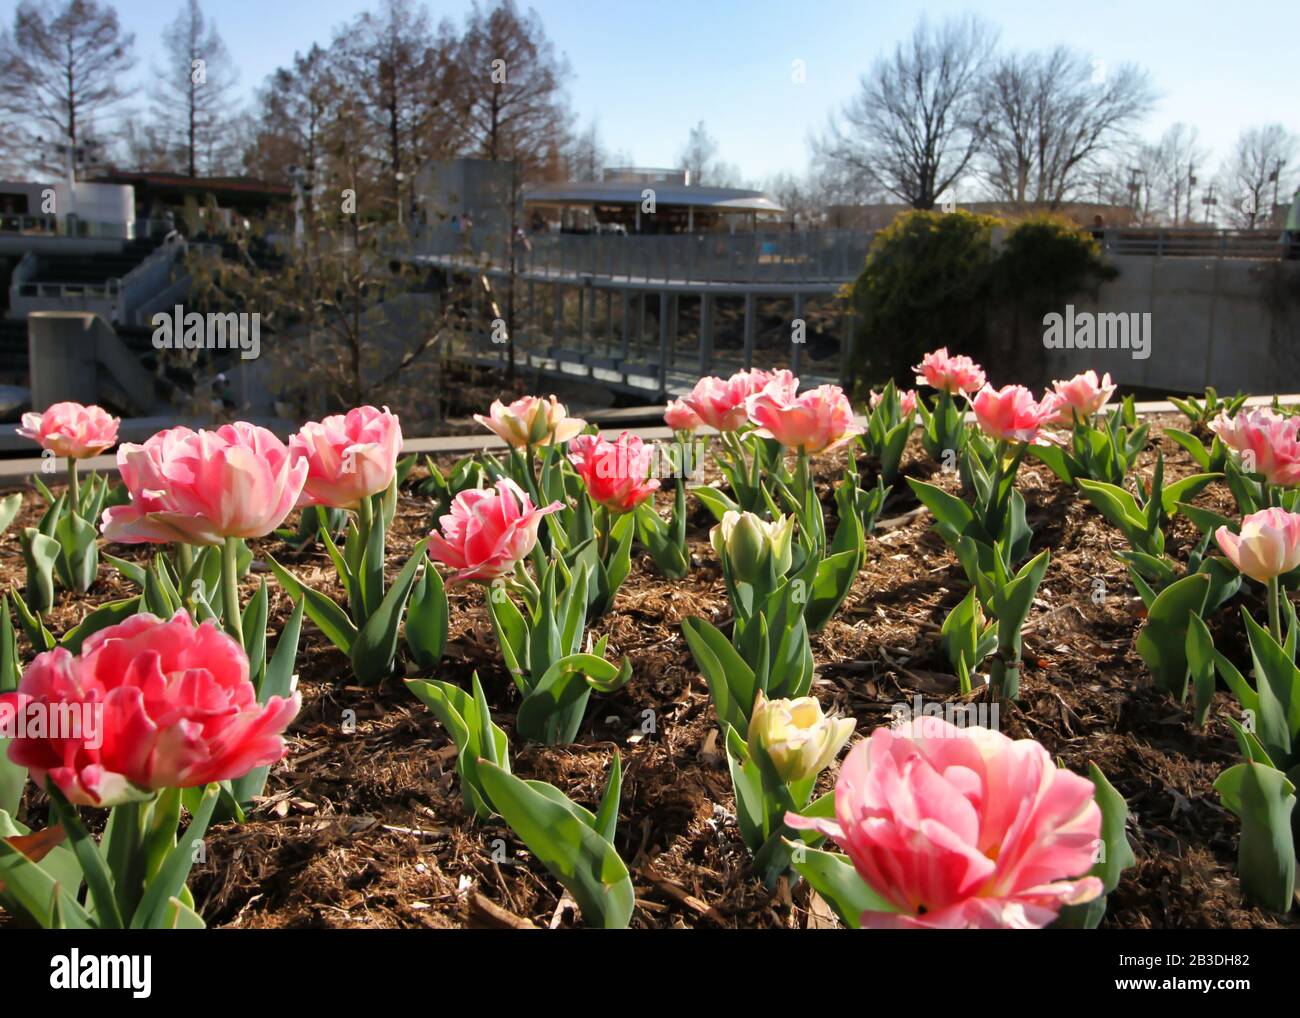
664,398,702,432
473,395,586,449
972,384,1063,445
290,405,403,509
787,718,1103,928
0,611,300,807
739,368,799,400
101,422,308,545
1051,371,1116,423
1209,408,1300,487
681,369,799,432
869,388,919,418
1215,508,1300,582
746,383,864,455
913,348,987,395
18,402,119,459
568,431,661,512
426,478,561,585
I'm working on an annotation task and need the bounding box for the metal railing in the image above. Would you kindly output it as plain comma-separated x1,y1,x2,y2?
0,214,133,240
414,223,1300,278
15,279,121,299
0,213,57,235
1101,228,1290,259
414,226,875,284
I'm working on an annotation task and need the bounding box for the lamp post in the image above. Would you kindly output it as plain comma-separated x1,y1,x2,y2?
1269,159,1286,222
1126,166,1144,223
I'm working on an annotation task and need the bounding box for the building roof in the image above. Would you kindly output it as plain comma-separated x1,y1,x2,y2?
525,180,784,213
89,171,292,197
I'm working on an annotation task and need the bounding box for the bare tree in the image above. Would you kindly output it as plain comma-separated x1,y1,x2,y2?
679,120,718,184
0,0,135,176
189,222,473,425
764,170,820,226
333,0,444,213
453,0,571,174
564,120,606,181
808,157,881,211
254,45,337,206
1127,142,1164,225
980,47,1154,207
119,117,177,172
1149,124,1207,225
674,120,742,187
1217,124,1298,228
151,0,237,177
819,16,995,209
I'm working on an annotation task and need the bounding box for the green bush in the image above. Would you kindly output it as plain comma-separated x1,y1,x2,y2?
846,210,997,395
845,210,1115,397
991,213,1117,318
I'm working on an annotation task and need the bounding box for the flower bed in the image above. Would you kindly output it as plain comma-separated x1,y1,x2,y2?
0,374,1297,929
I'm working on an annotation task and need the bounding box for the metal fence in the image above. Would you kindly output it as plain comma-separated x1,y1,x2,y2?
414,224,1300,279
1100,228,1292,259
414,226,875,284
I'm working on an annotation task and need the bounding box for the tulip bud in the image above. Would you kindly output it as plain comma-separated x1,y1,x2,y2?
748,691,855,784
711,511,793,584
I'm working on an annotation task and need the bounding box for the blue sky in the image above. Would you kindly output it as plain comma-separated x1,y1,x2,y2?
10,0,1298,181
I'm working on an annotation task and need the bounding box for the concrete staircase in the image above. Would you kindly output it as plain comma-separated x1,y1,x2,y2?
22,236,159,292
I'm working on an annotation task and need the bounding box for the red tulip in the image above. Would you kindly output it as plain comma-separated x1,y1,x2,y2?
426,478,561,585
568,431,661,512
0,611,299,807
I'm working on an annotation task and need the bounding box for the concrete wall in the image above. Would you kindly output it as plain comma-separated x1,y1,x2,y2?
0,236,125,258
1041,255,1300,394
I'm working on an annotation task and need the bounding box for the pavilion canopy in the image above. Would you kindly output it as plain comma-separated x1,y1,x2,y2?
525,180,784,214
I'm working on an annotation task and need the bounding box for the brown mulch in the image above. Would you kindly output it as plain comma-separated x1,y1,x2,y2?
1,412,1295,929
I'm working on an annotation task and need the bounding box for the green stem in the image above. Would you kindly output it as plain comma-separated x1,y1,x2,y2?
991,652,1019,702
597,504,610,562
221,536,244,648
1268,576,1283,643
937,389,953,452
177,543,194,608
986,439,1007,537
513,559,540,612
356,492,374,546
719,430,742,475
67,458,79,516
104,799,147,919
